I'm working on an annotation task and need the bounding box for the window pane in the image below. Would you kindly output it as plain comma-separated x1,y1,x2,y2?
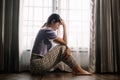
23,7,29,20
69,0,82,9
20,0,91,51
24,0,29,6
28,7,33,20
44,0,52,7
34,0,42,7
82,0,90,10
60,0,68,9
60,0,91,48
21,0,52,50
69,10,82,21
43,8,52,21
34,8,43,20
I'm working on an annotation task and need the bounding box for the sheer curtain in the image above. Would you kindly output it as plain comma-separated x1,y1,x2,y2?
90,0,120,73
55,0,91,71
19,0,91,71
19,0,52,71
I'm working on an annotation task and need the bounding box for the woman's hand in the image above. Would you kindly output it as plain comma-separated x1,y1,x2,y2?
60,19,66,27
65,47,71,58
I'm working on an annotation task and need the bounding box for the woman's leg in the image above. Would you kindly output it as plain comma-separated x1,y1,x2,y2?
30,45,67,74
41,45,91,75
61,49,92,75
30,45,91,75
37,45,72,72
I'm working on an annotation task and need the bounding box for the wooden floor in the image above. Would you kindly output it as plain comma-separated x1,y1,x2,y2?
0,72,120,80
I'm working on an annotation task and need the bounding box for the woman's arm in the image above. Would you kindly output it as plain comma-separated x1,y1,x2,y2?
62,20,67,44
53,20,71,58
53,19,68,47
54,37,67,45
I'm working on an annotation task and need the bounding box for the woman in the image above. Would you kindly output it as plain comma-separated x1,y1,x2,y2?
30,13,91,75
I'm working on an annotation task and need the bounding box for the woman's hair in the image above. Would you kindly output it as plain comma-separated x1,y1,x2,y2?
42,13,61,27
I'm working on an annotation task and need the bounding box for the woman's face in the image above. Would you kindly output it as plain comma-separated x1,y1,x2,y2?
52,22,61,30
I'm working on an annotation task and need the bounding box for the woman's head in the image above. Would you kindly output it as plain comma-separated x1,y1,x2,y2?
44,13,62,30
47,13,61,25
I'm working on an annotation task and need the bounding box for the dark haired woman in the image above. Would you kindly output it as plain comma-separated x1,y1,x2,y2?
30,13,91,75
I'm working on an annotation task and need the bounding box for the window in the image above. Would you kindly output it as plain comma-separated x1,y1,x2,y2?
19,0,91,54
59,0,91,50
19,0,53,54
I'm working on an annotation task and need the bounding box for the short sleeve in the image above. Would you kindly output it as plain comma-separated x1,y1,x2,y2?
45,29,57,39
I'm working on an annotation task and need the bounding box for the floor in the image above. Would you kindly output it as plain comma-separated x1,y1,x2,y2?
0,71,120,80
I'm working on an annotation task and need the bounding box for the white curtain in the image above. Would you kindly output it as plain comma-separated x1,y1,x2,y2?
56,0,91,72
19,0,52,71
19,0,91,72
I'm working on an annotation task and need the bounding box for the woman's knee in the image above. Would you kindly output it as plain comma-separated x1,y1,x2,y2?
59,45,67,54
59,45,66,51
61,45,66,50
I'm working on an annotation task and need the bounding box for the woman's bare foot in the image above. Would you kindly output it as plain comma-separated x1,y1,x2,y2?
72,69,92,75
72,66,92,76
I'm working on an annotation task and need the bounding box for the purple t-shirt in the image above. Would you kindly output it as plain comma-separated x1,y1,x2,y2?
32,28,57,56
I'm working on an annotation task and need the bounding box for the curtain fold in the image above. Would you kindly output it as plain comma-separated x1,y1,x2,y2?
0,0,20,72
90,0,120,73
0,0,4,72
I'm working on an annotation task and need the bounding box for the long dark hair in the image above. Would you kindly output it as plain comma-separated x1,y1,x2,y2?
42,13,61,27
